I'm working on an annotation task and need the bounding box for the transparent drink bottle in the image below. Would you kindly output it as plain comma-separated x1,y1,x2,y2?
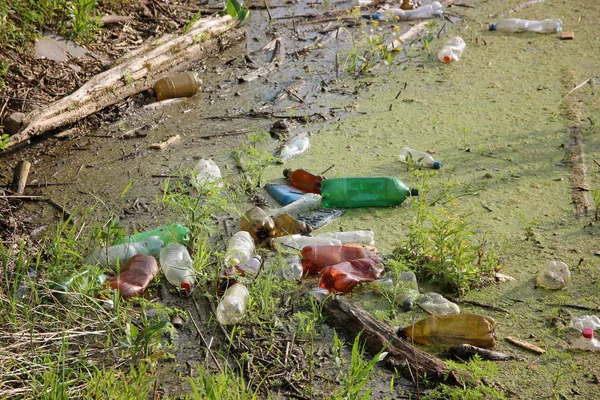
85,236,163,267
159,242,195,291
216,283,249,325
224,231,255,267
489,18,562,33
437,36,465,64
398,147,442,169
114,223,190,246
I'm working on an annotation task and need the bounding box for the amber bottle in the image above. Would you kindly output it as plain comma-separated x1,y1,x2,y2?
240,207,276,246
153,72,202,101
318,258,384,293
273,213,313,237
107,254,159,300
301,245,383,274
283,169,326,194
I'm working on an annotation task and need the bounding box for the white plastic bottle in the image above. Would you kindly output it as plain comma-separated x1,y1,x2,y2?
489,18,562,33
216,283,249,325
278,134,310,163
572,328,600,351
191,158,223,189
159,242,195,291
271,234,342,250
373,2,442,21
438,36,466,63
320,231,376,246
398,147,442,169
85,236,163,267
569,315,600,331
224,231,255,267
269,193,323,217
418,292,461,315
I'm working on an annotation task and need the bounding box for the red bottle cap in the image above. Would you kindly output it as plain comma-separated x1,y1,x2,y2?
181,281,192,291
583,327,594,339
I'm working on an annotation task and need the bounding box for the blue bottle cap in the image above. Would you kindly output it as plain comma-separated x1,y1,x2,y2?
489,23,497,31
372,13,382,20
433,161,442,169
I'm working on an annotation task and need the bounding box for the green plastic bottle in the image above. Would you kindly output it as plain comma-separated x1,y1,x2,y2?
321,177,418,208
113,224,190,246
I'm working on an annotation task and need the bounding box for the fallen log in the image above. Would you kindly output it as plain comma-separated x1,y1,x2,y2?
321,294,461,386
5,15,246,149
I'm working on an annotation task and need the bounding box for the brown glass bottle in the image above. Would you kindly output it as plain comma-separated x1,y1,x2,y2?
302,245,383,274
153,72,202,101
240,207,276,246
273,213,313,237
107,254,159,300
283,168,325,194
318,258,384,293
398,314,497,349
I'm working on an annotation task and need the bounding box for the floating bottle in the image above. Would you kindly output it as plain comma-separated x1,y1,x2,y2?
85,236,163,267
372,1,442,21
224,231,255,267
572,328,600,351
398,147,442,169
278,134,310,163
191,158,223,189
489,18,562,33
371,271,419,311
536,260,570,289
437,36,465,64
107,254,159,300
269,193,323,217
216,283,249,325
321,177,418,208
272,234,342,250
114,224,190,246
319,258,385,293
283,168,326,194
217,255,262,295
273,213,313,237
302,245,383,274
159,242,195,291
265,184,306,206
398,313,497,348
417,292,460,315
240,207,276,246
153,72,202,101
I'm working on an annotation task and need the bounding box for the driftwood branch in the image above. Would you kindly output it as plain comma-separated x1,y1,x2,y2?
5,15,245,149
322,295,461,386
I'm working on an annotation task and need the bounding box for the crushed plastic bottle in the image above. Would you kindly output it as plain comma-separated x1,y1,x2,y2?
398,313,497,348
319,258,384,293
191,158,223,189
536,260,571,289
321,177,418,208
418,292,460,315
271,234,343,250
114,224,190,246
572,328,600,351
153,72,202,101
85,236,163,267
569,315,600,331
489,18,562,33
216,283,249,325
107,254,159,300
278,134,310,163
224,231,255,267
371,271,419,311
159,242,195,291
398,147,442,169
269,193,323,217
240,207,276,246
283,168,326,194
372,1,443,21
437,36,466,64
302,245,383,274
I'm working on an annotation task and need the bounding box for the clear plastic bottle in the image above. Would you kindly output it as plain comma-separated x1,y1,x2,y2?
371,271,419,311
85,236,163,267
398,314,497,348
282,255,304,281
107,254,159,300
224,231,255,267
320,230,375,246
417,292,460,315
301,245,383,274
240,207,276,246
321,177,418,208
159,242,195,291
319,258,384,293
191,158,223,189
269,193,323,217
373,1,442,21
283,168,325,194
216,283,249,325
569,315,600,331
114,224,190,246
489,18,562,34
437,36,466,64
271,234,342,250
572,328,600,351
398,147,442,169
278,134,310,163
536,260,571,289
217,256,261,295
153,72,202,101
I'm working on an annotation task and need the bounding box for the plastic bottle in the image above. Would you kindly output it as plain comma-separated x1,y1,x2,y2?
319,258,385,293
319,230,375,246
159,242,195,291
224,231,255,267
398,147,442,169
269,193,323,217
282,255,304,281
371,271,419,311
84,236,163,267
417,292,460,315
398,313,497,348
572,328,600,351
240,207,276,245
114,224,190,246
489,18,562,33
49,269,109,303
283,168,326,194
216,283,249,325
301,245,383,274
153,72,202,101
265,184,306,206
437,36,465,64
278,134,310,163
321,177,418,208
273,213,313,237
191,158,223,189
272,234,343,250
217,256,262,295
536,260,570,289
107,254,159,300
372,1,442,21
569,315,600,331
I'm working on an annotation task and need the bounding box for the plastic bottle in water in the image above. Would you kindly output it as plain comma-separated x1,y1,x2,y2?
114,224,190,246
437,36,466,64
191,158,223,189
319,258,384,293
301,245,383,274
569,315,600,331
489,18,562,33
417,292,460,315
398,147,442,169
373,1,442,21
159,242,195,291
283,168,326,194
153,72,202,101
572,328,600,351
321,177,418,208
271,234,342,250
371,271,419,311
536,260,570,289
216,283,249,325
398,313,497,348
85,236,163,267
107,254,159,300
269,193,323,217
240,207,276,246
224,231,255,267
278,134,310,163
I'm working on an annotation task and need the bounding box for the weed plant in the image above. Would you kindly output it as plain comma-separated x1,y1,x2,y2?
231,130,280,193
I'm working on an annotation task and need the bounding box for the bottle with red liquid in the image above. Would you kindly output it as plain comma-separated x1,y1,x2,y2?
283,168,326,194
217,255,262,296
107,254,159,300
240,207,276,246
302,245,383,274
319,258,384,293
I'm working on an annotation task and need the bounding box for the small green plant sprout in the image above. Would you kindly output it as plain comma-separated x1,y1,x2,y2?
225,0,250,23
231,130,279,193
67,0,101,42
591,188,600,221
